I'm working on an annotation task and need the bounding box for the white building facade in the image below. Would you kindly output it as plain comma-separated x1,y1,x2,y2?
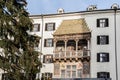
30,4,120,80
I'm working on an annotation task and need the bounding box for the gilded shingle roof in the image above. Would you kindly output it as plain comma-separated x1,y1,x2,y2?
53,19,90,36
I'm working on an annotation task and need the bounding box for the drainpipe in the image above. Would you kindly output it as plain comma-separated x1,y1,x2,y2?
114,8,118,80
39,14,44,80
41,14,44,53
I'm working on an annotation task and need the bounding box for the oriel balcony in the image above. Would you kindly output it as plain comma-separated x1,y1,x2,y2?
53,38,91,61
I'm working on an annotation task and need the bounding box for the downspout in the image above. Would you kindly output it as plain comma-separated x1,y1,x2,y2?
41,14,44,53
39,14,44,80
114,8,118,80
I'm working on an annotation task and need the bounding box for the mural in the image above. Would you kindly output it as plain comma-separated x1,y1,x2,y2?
54,63,60,75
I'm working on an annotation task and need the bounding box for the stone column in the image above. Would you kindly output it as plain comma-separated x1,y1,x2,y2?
75,39,79,54
54,41,57,51
53,39,57,52
64,39,68,57
87,39,90,56
87,39,90,50
53,39,57,58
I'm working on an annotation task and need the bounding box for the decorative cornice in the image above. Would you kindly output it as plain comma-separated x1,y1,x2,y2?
54,33,91,42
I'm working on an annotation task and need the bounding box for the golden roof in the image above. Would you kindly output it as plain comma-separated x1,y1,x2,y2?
53,19,90,36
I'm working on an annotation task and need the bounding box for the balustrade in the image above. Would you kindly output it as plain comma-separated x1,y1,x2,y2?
53,50,90,59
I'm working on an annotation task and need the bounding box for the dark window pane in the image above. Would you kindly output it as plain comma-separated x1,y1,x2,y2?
44,39,46,47
97,19,100,27
105,18,109,27
97,36,100,44
106,36,109,44
43,55,45,63
97,53,100,62
107,53,109,62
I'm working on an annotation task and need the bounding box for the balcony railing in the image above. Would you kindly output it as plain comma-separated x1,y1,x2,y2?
53,50,90,59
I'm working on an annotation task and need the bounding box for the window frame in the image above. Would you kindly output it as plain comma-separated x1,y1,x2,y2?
97,52,109,62
42,73,52,80
60,64,83,78
97,35,109,45
45,23,55,31
77,69,82,78
43,54,53,63
97,72,110,78
97,18,109,28
44,38,54,47
32,24,40,32
61,70,66,78
66,65,77,78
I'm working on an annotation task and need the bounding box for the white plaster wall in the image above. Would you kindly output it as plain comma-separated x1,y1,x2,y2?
85,12,117,80
29,18,43,52
31,10,120,80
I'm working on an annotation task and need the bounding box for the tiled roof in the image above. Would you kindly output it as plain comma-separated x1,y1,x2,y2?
53,18,90,36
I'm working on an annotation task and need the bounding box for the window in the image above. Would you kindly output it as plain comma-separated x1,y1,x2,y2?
45,23,55,31
42,73,52,80
97,72,110,78
72,65,76,78
43,55,53,63
66,65,71,78
61,70,65,78
60,65,83,78
66,65,77,78
32,24,40,31
97,53,109,62
77,69,82,77
97,35,109,45
44,39,53,47
97,18,109,27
